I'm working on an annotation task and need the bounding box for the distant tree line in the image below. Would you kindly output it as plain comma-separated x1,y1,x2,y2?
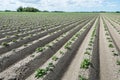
16,6,65,12
17,6,40,12
51,11,64,13
0,6,65,12
116,11,120,13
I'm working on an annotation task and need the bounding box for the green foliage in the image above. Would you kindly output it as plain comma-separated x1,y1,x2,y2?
35,62,55,79
52,11,64,13
84,51,90,55
109,44,114,48
36,47,45,52
17,6,23,12
5,35,10,38
46,44,52,48
23,44,28,46
71,37,76,41
79,75,87,80
92,28,96,37
2,25,7,28
108,40,112,42
35,69,47,78
106,37,110,40
60,50,64,54
20,37,23,40
116,11,120,13
48,62,55,68
1,42,9,47
89,40,93,44
80,59,91,69
46,62,55,71
52,56,58,61
29,34,33,37
105,32,109,36
14,33,19,37
64,41,72,50
43,10,49,12
88,43,92,46
17,29,20,32
12,39,17,42
17,6,40,12
4,10,12,12
86,47,92,50
75,33,80,37
113,53,118,56
117,60,120,65
90,37,93,40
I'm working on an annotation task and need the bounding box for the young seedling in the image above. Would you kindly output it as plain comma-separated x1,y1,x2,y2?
119,70,120,73
92,29,96,37
41,28,45,31
86,47,92,50
71,37,76,41
79,75,87,80
113,53,118,56
112,50,115,52
59,50,64,54
29,34,33,37
56,38,59,41
20,37,23,40
14,33,19,37
35,69,47,78
36,47,45,52
89,40,93,44
23,44,28,46
109,44,114,48
88,43,92,46
80,59,91,69
5,35,10,38
48,62,55,68
44,63,55,72
75,33,80,37
52,56,58,61
46,44,52,48
17,29,20,32
64,45,71,50
1,42,9,47
117,60,120,65
105,32,109,36
108,40,112,42
90,37,93,40
64,41,72,50
104,28,107,31
30,55,35,57
12,49,16,52
2,25,7,28
84,51,90,55
106,37,110,40
12,39,17,42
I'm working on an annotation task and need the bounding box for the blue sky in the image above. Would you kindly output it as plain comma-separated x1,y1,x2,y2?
0,0,119,11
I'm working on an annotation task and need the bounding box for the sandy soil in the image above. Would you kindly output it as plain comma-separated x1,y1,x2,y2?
99,16,120,80
102,16,120,52
59,18,98,80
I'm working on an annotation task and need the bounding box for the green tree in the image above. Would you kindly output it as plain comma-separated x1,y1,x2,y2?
17,6,40,12
17,6,23,12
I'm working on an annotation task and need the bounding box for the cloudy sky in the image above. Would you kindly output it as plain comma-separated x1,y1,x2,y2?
0,0,119,11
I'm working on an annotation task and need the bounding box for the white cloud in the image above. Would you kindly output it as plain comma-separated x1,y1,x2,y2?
0,0,118,11
67,0,105,7
37,0,106,11
18,0,40,3
106,2,117,7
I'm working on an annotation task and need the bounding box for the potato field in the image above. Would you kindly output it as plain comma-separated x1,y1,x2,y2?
0,12,120,80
